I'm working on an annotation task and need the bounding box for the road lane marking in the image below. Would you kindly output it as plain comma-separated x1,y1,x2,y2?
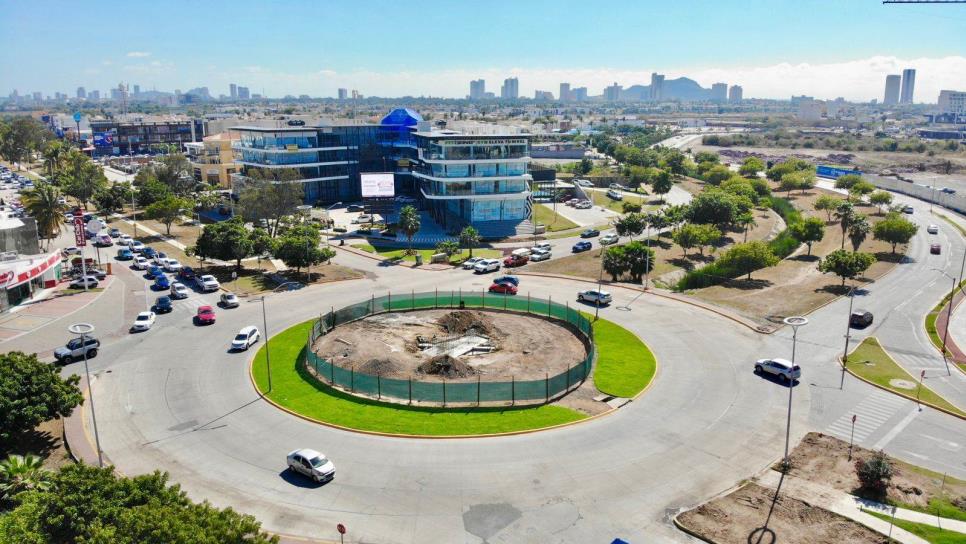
872,406,920,450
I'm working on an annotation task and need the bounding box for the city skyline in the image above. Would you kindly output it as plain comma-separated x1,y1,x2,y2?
1,1,965,101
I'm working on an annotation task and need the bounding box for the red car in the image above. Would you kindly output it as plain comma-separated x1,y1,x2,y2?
195,305,216,325
488,282,518,295
502,254,528,268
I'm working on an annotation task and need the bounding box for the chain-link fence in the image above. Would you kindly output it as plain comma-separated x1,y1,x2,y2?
865,173,966,215
303,291,595,407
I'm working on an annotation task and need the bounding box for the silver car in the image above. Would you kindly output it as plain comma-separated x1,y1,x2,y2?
286,448,335,483
577,289,612,305
754,358,801,383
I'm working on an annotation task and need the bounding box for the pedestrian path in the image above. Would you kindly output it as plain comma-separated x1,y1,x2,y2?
825,389,909,444
0,278,113,343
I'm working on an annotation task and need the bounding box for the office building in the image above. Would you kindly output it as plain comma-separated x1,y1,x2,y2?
938,90,966,115
534,90,554,101
728,85,743,103
338,88,348,100
572,87,588,101
76,87,86,99
900,68,916,104
351,89,362,99
603,82,622,102
237,86,250,99
90,116,205,155
469,79,486,100
89,90,99,101
883,75,901,105
711,83,728,102
186,132,238,188
133,84,140,95
230,83,237,99
500,77,519,99
650,73,665,101
32,92,42,102
797,98,824,121
559,83,571,102
790,95,814,105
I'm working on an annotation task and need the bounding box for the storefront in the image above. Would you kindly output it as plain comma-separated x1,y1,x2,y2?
0,252,63,313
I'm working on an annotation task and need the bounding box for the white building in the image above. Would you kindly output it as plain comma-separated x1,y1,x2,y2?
883,75,900,105
500,77,519,100
938,90,966,115
728,85,743,102
711,83,728,102
900,68,916,104
797,98,825,121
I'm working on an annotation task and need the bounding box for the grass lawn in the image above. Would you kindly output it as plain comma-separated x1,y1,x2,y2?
251,321,588,435
864,510,965,544
588,189,634,213
847,338,966,417
533,204,579,232
353,244,501,264
590,316,657,398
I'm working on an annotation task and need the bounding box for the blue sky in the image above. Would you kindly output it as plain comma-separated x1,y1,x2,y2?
1,0,965,100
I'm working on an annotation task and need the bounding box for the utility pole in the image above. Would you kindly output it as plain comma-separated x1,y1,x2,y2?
841,285,856,389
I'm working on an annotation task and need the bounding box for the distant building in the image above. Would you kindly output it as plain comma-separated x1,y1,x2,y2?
76,87,86,99
900,68,916,104
572,87,588,101
469,79,486,100
790,95,814,106
650,73,665,101
89,90,99,101
351,89,361,100
826,97,847,118
133,84,140,95
711,83,728,102
32,92,42,102
500,77,519,99
883,75,901,105
938,90,966,115
797,98,824,121
230,83,237,99
338,88,348,100
534,90,554,101
237,86,250,99
603,82,622,102
90,116,205,155
186,132,238,188
728,85,743,103
559,83,571,102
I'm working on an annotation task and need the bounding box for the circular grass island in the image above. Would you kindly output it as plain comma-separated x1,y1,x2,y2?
250,292,657,437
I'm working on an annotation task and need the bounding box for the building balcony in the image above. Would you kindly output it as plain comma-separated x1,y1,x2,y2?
419,188,531,201
412,171,531,183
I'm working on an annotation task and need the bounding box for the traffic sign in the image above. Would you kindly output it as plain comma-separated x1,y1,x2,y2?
73,112,82,123
337,524,346,534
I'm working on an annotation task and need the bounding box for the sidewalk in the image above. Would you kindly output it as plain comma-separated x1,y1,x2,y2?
0,277,113,343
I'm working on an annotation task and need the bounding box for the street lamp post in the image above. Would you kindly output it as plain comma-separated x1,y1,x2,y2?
68,323,102,467
259,296,272,393
841,285,856,389
595,245,605,320
644,214,652,291
933,267,957,376
782,316,808,469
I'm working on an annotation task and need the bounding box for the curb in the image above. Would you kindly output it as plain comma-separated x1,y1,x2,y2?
671,513,719,544
922,295,966,374
0,276,117,346
336,244,464,272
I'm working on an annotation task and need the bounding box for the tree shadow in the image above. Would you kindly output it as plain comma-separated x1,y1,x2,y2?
875,251,906,264
721,278,773,290
0,427,61,458
667,257,695,271
791,254,820,262
815,284,851,295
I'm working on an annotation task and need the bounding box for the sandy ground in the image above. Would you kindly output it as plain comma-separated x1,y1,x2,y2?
2,418,73,470
693,143,966,174
677,483,893,544
313,309,588,382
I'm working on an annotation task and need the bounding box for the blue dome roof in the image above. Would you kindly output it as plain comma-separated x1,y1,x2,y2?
380,108,422,127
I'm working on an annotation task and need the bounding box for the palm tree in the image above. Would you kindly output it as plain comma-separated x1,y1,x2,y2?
0,454,52,500
21,183,66,250
398,205,421,255
459,226,480,258
736,212,758,242
42,141,70,178
848,215,871,252
833,201,855,250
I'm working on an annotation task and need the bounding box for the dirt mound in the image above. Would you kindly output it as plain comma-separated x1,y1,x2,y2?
437,311,501,339
417,355,478,378
357,358,398,375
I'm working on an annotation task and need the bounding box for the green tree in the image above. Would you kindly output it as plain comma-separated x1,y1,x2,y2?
673,223,700,257
20,183,66,250
849,181,875,201
739,156,765,178
855,451,894,498
152,153,195,195
834,173,863,190
63,155,108,209
602,241,654,282
41,140,71,177
693,224,721,256
790,216,826,255
577,157,593,175
0,352,83,445
613,212,645,240
397,205,421,255
766,158,813,182
621,201,642,214
819,249,876,286
686,189,749,229
735,211,758,242
873,213,918,254
720,177,759,204
834,201,856,249
0,454,52,501
0,117,51,170
704,164,732,186
651,169,673,203
272,225,334,280
435,240,460,257
458,226,480,257
716,241,779,280
94,182,134,214
661,150,686,176
238,172,304,236
847,215,871,252
868,190,893,215
814,194,843,222
0,464,277,543
145,195,192,236
694,151,719,165
136,178,172,208
192,217,255,270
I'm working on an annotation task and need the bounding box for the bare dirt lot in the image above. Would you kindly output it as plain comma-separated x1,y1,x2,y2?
313,310,587,382
677,483,893,544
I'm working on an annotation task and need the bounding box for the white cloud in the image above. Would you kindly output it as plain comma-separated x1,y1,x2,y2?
126,51,151,58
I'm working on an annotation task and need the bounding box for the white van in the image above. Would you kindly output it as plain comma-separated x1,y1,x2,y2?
511,248,531,258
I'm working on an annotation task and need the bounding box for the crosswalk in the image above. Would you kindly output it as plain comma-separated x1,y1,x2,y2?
892,350,948,371
825,390,908,444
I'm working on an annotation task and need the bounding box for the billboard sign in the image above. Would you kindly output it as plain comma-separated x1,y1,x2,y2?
361,172,395,198
73,213,87,247
93,131,115,147
816,165,862,179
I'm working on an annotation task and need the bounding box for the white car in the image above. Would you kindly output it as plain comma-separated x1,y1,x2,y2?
286,448,336,483
577,289,613,305
130,241,146,253
231,326,260,351
533,241,552,252
600,233,619,245
198,274,220,292
131,311,156,332
473,258,501,273
754,358,801,383
132,256,150,270
118,234,133,246
220,292,240,308
353,214,373,224
162,258,182,272
170,281,190,299
529,248,551,261
462,257,484,270
61,246,82,256
927,224,939,234
574,200,593,209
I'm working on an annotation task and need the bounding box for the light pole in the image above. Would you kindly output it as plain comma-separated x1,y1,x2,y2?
258,296,272,393
595,245,605,320
782,316,808,469
932,268,957,376
131,187,138,239
840,285,856,389
644,213,652,291
68,323,102,467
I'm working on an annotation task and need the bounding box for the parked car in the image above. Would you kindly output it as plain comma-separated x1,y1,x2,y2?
198,274,220,292
529,248,551,261
849,310,874,328
69,277,98,289
286,448,335,484
153,296,173,314
109,228,121,238
220,292,240,308
170,281,190,299
606,189,623,201
473,259,501,273
574,200,593,209
931,243,941,255
53,335,100,364
493,275,520,286
754,358,801,383
462,257,484,270
511,247,531,258
162,258,182,272
572,241,592,253
132,256,150,270
580,229,600,238
131,311,157,332
231,326,261,351
503,254,528,268
153,275,171,290
489,282,518,295
178,267,196,281
142,247,158,259
533,241,552,252
147,265,164,278
118,234,133,246
195,305,216,325
927,224,939,234
600,233,619,245
116,248,134,260
130,241,146,253
577,289,612,305
353,214,373,224
903,206,914,214
61,246,82,256
346,204,365,212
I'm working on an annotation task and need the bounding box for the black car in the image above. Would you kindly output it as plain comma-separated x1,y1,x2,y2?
580,229,600,238
849,310,873,328
346,204,365,212
178,267,196,281
153,296,173,314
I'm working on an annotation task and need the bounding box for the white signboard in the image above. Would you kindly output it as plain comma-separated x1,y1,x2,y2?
360,172,395,198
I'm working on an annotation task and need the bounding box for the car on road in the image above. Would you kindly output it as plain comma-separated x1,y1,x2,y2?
346,204,365,212
94,234,113,247
178,267,196,282
941,187,956,194
493,275,520,286
53,335,100,364
147,265,164,278
533,241,552,252
109,228,121,238
580,229,600,238
931,243,941,255
600,233,619,245
220,292,240,308
572,241,592,253
353,214,373,224
754,358,801,383
606,189,623,201
473,258,501,273
116,248,134,260
565,198,579,207
198,274,220,292
153,275,170,290
488,282,518,295
117,234,133,246
152,252,168,265
130,241,146,253
286,448,335,484
529,248,551,261
61,246,82,256
142,247,158,259
162,258,182,272
849,310,873,328
195,305,216,325
133,256,149,270
462,257,484,270
577,289,612,305
170,281,190,299
903,206,914,214
69,277,98,289
131,311,157,332
153,296,173,314
575,179,594,188
503,254,528,268
927,224,939,234
574,200,592,209
609,183,626,191
231,326,260,351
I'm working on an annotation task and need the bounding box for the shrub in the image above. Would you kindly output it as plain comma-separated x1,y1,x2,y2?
855,451,894,498
621,201,642,214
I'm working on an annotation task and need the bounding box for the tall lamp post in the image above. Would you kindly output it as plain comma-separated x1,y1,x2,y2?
782,316,808,469
68,323,102,467
256,295,272,393
933,267,958,376
840,285,856,390
595,245,605,320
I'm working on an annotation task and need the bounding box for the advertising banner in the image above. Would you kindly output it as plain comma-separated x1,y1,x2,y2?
361,172,395,198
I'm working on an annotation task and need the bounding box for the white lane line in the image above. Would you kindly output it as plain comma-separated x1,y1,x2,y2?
872,406,920,450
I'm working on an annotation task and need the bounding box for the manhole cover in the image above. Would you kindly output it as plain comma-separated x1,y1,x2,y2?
889,379,916,390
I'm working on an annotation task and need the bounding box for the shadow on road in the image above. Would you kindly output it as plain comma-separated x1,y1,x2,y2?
747,471,784,544
278,469,329,489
